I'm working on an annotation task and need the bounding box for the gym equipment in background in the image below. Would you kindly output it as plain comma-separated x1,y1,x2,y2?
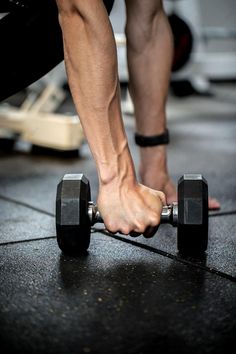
0,80,84,154
0,0,114,153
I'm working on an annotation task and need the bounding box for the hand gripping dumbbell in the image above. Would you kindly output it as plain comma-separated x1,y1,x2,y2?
56,174,208,256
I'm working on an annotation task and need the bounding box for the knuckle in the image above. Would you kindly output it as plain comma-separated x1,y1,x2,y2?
158,191,166,203
105,221,118,234
150,214,161,226
133,219,145,233
120,226,130,235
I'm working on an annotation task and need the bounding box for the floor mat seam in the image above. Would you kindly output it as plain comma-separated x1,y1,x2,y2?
0,230,235,283
0,194,54,217
93,228,236,283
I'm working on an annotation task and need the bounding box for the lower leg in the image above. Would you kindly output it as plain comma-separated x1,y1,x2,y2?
125,0,176,202
125,0,220,209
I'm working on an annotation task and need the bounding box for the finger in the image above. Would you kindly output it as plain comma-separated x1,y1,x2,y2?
143,225,159,238
158,191,167,206
106,229,117,235
130,231,141,237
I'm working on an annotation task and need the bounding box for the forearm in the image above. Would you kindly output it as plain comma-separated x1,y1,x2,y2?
57,1,136,185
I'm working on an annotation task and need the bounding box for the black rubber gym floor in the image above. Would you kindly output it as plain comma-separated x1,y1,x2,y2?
0,83,236,354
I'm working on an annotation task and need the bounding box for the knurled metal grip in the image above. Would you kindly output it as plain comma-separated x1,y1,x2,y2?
161,203,178,226
88,202,178,227
88,202,103,225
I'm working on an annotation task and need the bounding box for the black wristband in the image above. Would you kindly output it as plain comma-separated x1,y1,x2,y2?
134,129,169,147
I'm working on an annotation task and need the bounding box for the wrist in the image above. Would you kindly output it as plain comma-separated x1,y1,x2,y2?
97,145,137,187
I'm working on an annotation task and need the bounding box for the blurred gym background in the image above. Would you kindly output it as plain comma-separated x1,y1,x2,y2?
0,0,235,156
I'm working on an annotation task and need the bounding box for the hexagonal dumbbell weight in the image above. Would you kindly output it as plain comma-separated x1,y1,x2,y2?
56,174,91,255
56,173,208,256
177,174,208,254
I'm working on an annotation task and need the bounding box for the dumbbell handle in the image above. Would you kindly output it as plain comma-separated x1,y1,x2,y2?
88,202,178,227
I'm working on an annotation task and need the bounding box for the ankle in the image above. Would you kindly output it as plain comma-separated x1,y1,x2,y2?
139,146,171,187
139,145,168,171
140,167,169,185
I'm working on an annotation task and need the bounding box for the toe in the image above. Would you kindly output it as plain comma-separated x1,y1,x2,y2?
208,197,220,210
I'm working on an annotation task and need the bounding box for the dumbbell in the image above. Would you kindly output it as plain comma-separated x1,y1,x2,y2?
56,173,208,256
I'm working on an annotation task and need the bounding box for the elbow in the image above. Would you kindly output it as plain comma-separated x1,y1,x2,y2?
55,0,87,30
56,0,77,16
56,0,100,21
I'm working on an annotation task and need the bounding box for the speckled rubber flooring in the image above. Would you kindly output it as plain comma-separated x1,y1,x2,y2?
0,83,235,354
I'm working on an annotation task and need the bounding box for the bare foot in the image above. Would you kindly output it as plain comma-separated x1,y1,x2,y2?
208,198,220,210
140,171,176,204
138,146,220,211
141,171,220,210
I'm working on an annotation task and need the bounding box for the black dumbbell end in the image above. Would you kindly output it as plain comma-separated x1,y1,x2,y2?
177,174,208,255
56,174,91,254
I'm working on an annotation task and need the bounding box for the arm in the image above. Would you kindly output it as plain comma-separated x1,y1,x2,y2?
56,0,166,236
